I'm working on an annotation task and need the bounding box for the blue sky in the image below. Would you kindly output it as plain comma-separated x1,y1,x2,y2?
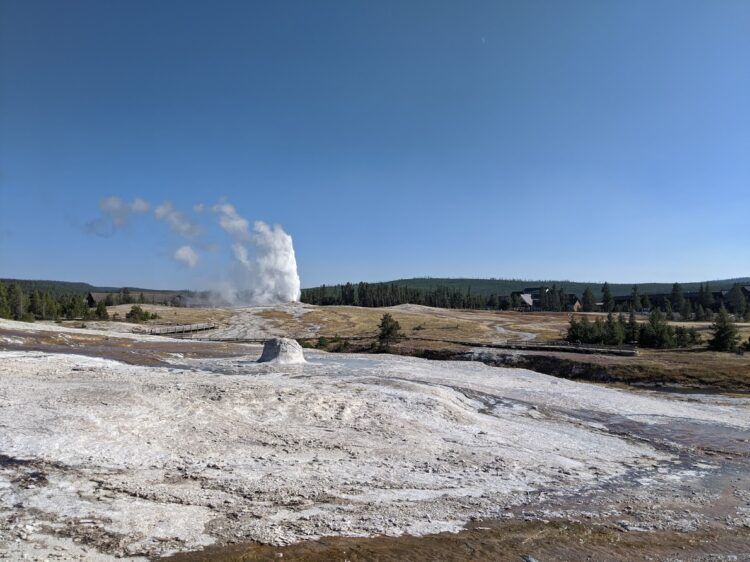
1,0,748,289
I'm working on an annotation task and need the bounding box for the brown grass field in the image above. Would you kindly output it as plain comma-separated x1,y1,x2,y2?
46,303,750,393
259,305,750,393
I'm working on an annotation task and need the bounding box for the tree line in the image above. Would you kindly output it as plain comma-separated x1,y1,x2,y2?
301,282,582,311
0,282,161,322
586,282,749,321
303,282,505,309
567,307,748,352
302,280,750,320
0,281,89,321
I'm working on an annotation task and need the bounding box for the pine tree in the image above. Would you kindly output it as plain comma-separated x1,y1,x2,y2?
695,304,706,322
680,300,692,322
665,300,674,321
487,293,498,309
593,318,605,343
95,300,109,320
727,284,747,317
602,282,614,312
582,287,596,312
708,306,740,352
377,313,403,351
630,285,641,311
0,282,10,319
553,285,562,311
44,293,58,319
566,315,585,342
627,310,639,343
643,308,675,349
29,290,44,318
641,294,652,311
8,283,25,320
700,282,714,310
603,312,625,345
671,283,685,313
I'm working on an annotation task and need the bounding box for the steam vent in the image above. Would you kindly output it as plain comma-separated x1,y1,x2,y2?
257,337,306,364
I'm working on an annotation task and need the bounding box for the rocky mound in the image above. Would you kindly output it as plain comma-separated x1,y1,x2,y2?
257,337,306,364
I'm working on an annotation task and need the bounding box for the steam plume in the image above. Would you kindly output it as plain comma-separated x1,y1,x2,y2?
212,202,301,304
174,245,199,268
84,195,301,306
154,201,201,237
85,196,150,237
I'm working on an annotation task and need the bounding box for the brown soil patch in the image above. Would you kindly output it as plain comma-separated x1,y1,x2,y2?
166,519,750,562
0,328,255,366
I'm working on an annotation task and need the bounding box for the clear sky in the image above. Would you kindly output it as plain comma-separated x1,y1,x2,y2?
1,0,748,289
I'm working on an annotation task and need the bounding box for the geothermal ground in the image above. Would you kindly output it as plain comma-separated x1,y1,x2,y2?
0,313,749,561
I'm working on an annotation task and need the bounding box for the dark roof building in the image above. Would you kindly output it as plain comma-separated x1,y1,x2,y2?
86,292,110,307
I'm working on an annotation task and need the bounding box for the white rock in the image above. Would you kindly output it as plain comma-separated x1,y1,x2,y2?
257,338,306,364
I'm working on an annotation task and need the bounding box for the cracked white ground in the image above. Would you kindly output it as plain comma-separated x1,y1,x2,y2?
0,320,748,560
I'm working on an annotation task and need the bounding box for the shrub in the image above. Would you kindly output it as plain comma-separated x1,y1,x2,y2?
674,326,700,348
125,305,155,323
708,307,741,352
567,309,692,349
329,339,350,352
377,313,403,350
95,300,109,320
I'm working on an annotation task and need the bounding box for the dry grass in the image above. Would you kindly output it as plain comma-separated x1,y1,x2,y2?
291,306,750,392
97,304,750,352
302,306,498,342
70,303,749,392
104,304,234,326
252,309,316,338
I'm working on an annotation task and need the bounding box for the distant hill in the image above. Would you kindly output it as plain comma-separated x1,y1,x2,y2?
305,277,750,298
0,278,184,297
4,275,749,301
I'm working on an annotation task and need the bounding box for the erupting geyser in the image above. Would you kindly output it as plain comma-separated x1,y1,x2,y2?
87,196,301,306
212,202,301,305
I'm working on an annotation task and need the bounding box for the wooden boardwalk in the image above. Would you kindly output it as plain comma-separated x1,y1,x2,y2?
148,323,218,336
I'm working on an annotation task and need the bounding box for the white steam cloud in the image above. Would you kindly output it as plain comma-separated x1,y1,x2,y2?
85,196,150,236
212,201,301,305
174,245,199,268
85,195,301,306
212,201,250,241
154,201,201,237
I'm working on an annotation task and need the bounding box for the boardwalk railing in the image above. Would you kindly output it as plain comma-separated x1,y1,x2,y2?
148,323,217,336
